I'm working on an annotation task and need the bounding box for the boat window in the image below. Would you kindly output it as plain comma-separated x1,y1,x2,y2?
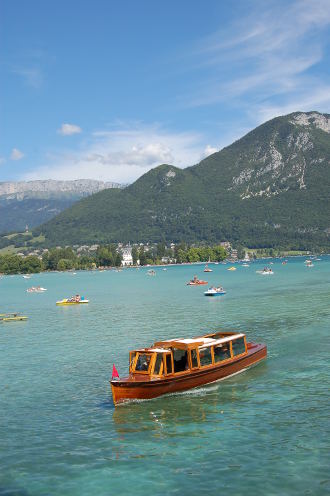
173,349,188,373
130,351,137,370
199,346,213,366
232,337,246,356
135,353,151,372
191,349,199,368
153,353,163,375
213,343,231,362
165,354,173,374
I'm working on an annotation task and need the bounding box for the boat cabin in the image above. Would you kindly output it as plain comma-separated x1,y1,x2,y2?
129,331,247,378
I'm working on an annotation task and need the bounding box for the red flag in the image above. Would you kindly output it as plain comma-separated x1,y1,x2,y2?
112,364,119,380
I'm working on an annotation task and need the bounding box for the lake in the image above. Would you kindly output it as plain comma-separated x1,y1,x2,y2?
0,258,329,495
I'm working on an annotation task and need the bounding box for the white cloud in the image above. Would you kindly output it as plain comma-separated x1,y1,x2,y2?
24,122,210,183
201,145,218,159
254,85,330,123
179,0,330,118
10,148,24,161
57,123,82,136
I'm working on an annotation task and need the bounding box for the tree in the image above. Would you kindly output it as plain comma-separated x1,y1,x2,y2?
132,247,139,265
157,242,166,259
115,252,122,267
57,258,74,271
139,247,147,266
96,246,113,266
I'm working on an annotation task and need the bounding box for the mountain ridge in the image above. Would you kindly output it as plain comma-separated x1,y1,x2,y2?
0,179,121,200
0,179,122,234
35,111,330,249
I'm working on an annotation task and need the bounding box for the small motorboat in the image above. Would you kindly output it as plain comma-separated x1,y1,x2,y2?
56,296,89,305
204,286,226,296
22,275,31,279
242,263,249,267
227,267,236,271
256,267,274,275
0,313,28,322
204,264,213,273
27,286,47,293
110,330,267,405
305,260,314,267
187,276,208,286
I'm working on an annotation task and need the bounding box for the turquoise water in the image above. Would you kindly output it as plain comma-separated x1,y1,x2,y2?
0,258,329,496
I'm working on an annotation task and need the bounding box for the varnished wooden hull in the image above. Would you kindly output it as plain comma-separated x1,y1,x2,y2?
110,343,266,405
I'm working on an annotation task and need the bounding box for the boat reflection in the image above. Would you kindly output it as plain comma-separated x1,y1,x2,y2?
111,361,267,437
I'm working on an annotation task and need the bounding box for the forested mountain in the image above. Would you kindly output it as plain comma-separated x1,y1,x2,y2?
35,112,330,249
0,179,121,233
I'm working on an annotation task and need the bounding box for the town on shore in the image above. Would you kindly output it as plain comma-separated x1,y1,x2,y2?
0,240,317,275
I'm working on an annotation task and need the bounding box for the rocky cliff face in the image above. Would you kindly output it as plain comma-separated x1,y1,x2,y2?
0,179,121,199
0,179,122,234
228,112,329,199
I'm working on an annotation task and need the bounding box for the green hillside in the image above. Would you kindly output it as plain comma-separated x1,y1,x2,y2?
35,111,330,250
0,197,77,234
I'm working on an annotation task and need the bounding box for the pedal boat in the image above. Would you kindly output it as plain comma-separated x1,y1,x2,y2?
56,298,89,305
204,287,226,296
110,331,267,405
0,313,28,322
187,276,208,286
27,286,47,293
256,268,274,275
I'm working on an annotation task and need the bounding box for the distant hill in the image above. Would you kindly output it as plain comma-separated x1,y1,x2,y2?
35,112,330,249
0,179,121,234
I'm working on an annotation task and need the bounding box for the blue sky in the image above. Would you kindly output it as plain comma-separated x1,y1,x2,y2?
1,0,330,183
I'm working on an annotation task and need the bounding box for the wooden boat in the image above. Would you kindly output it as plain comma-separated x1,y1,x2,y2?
110,330,267,405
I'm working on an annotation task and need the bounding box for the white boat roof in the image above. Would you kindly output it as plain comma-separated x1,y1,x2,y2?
176,337,215,345
200,333,245,349
153,333,245,350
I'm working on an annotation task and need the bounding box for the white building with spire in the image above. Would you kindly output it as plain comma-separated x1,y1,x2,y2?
121,244,133,266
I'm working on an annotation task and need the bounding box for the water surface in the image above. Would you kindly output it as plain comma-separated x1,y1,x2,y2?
0,258,329,495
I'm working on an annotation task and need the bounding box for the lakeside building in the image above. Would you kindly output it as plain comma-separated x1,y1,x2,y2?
121,245,133,266
161,256,177,264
